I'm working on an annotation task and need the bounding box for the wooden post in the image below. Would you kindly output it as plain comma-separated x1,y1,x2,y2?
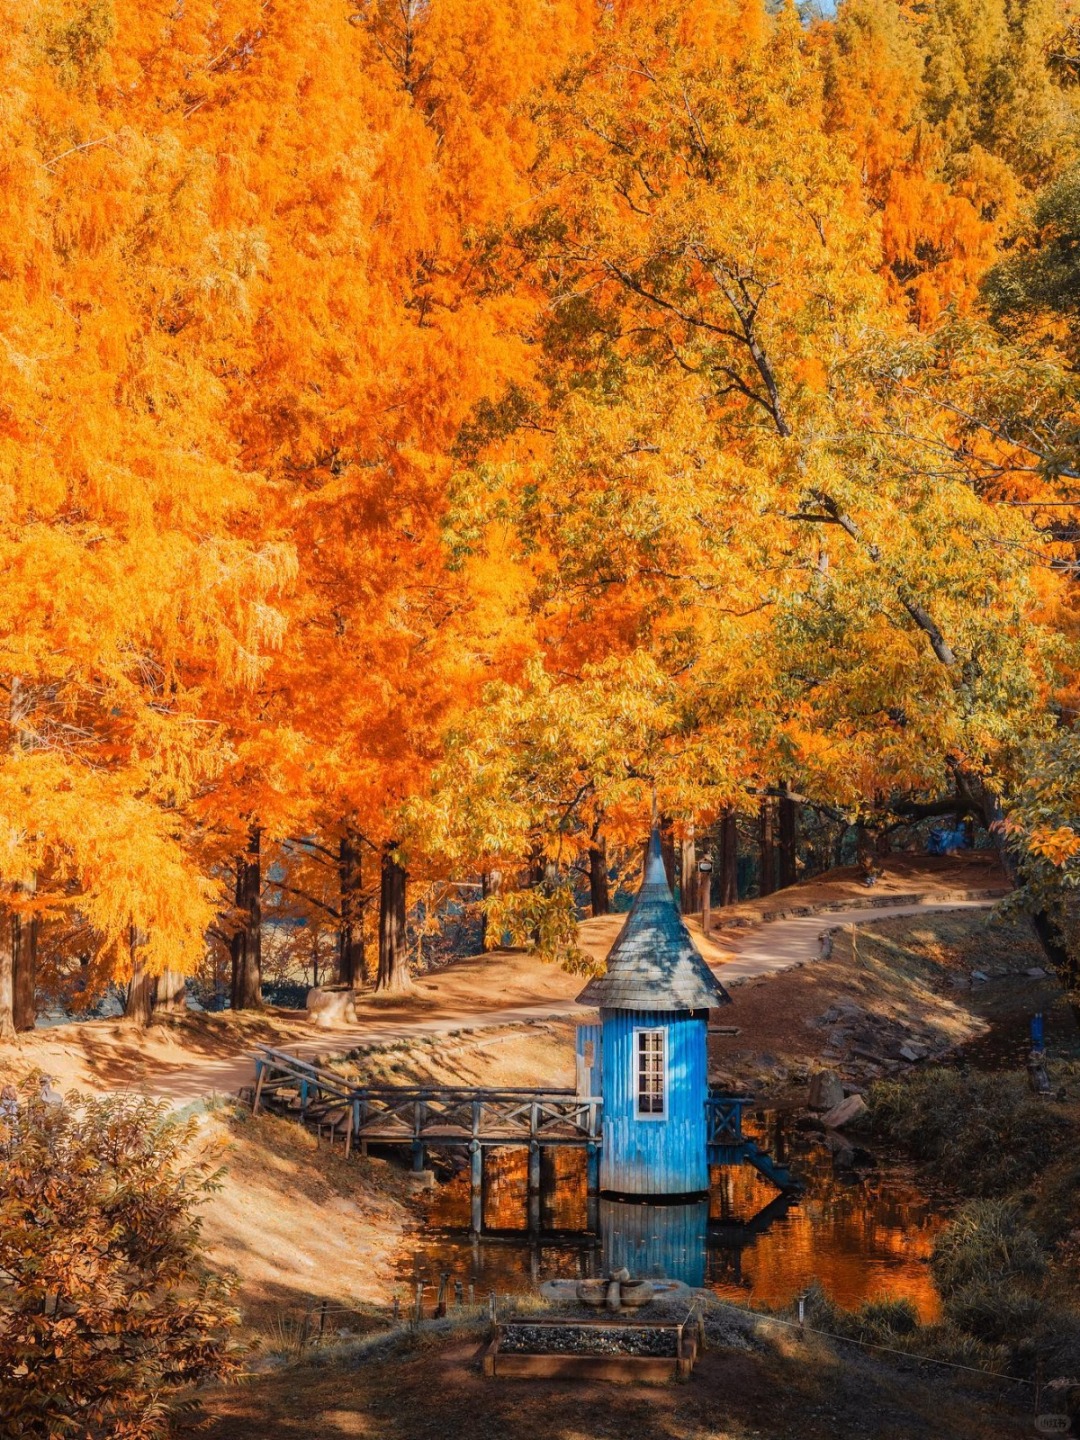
528,1099,541,1233
470,1141,483,1234
586,1142,600,1233
252,1059,266,1115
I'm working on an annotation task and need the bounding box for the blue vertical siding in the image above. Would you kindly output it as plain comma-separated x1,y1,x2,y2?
599,1007,709,1195
600,1198,708,1287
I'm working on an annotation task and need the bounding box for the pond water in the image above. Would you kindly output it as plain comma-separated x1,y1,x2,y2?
394,974,1080,1320
397,1120,950,1321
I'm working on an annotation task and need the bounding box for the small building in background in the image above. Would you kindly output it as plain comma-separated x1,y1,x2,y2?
577,828,731,1198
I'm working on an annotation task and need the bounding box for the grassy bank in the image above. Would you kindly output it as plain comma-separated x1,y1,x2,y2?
864,1060,1080,1414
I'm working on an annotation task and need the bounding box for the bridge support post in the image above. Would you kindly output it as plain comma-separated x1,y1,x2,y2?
586,1142,600,1233
411,1141,426,1172
470,1141,483,1235
528,1141,541,1234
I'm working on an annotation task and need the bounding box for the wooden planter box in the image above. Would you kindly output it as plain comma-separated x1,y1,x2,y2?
483,1315,703,1384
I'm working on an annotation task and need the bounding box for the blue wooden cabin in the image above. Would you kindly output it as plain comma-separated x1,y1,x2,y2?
577,828,731,1199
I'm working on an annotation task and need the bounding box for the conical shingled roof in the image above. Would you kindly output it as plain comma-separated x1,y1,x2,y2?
576,828,732,1012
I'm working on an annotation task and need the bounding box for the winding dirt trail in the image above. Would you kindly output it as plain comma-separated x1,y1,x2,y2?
0,856,1010,1107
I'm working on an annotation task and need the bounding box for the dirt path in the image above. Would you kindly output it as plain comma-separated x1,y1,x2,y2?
0,856,1010,1107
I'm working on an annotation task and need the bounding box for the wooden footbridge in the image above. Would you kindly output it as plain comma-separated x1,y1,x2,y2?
247,1046,800,1233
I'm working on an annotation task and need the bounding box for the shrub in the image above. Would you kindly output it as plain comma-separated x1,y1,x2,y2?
870,1068,1071,1196
0,1076,241,1439
931,1200,1047,1292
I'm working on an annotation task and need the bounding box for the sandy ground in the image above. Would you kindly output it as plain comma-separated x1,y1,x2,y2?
195,1108,417,1335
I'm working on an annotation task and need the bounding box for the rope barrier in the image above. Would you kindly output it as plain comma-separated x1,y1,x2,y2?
715,1297,1035,1386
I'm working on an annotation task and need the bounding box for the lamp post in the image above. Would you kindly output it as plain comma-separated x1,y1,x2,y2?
698,855,714,936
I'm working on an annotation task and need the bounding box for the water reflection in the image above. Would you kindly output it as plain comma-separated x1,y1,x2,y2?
403,1117,948,1320
601,1198,709,1288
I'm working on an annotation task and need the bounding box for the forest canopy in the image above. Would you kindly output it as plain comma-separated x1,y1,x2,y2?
1,0,1080,1019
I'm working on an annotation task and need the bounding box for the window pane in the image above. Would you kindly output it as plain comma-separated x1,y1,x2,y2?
636,1031,664,1115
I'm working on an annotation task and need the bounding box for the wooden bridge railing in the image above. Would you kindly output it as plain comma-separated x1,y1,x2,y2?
250,1045,601,1158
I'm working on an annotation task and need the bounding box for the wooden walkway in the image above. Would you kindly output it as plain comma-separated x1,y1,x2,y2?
247,1045,801,1232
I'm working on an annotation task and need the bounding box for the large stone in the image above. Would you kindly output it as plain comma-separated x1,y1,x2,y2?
820,1093,870,1130
306,986,360,1028
807,1070,845,1111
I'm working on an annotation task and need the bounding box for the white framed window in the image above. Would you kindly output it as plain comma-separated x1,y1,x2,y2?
635,1028,666,1118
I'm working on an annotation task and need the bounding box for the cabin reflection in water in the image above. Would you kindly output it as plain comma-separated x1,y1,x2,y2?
409,1134,945,1320
600,1198,709,1288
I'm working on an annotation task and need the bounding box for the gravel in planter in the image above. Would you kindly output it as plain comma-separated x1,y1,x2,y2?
499,1323,679,1358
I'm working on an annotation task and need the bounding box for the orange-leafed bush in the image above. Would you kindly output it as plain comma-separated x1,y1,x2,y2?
0,1080,240,1439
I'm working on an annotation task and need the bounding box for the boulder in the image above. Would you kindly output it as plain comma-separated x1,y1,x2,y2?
306,986,360,1028
820,1093,870,1130
807,1070,845,1111
899,1044,925,1063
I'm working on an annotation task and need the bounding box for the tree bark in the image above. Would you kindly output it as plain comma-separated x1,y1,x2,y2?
155,969,188,1014
337,828,366,988
230,827,263,1010
759,798,776,897
660,824,677,893
480,868,502,950
778,786,798,890
588,831,610,918
0,911,14,1041
124,927,154,1027
719,810,739,906
680,826,698,916
376,845,411,992
12,899,36,1033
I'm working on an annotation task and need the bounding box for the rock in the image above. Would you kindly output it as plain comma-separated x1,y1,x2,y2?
619,1280,655,1309
823,1130,855,1166
807,1070,845,1111
820,1093,870,1129
407,1169,436,1190
899,1044,925,1063
971,970,989,983
306,986,360,1028
611,1267,631,1282
576,1280,608,1308
606,1280,622,1311
794,1114,825,1133
1026,967,1048,978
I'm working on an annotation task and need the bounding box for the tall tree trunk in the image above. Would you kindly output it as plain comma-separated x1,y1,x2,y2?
0,911,14,1041
480,868,502,949
376,845,411,992
778,786,798,890
337,828,366,988
12,895,36,1033
759,797,776,898
719,810,739,906
680,825,698,916
124,927,154,1027
155,969,187,1014
660,824,677,893
230,827,263,1010
588,833,610,917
